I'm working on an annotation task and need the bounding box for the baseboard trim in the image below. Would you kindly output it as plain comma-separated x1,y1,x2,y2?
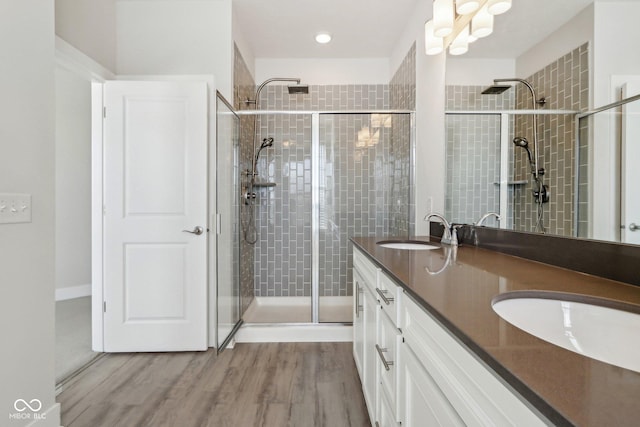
235,324,353,343
55,284,91,301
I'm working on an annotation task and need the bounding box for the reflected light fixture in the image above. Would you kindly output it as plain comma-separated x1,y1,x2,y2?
315,33,332,44
425,0,510,56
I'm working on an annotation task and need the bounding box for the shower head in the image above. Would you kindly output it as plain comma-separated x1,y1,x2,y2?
287,84,309,95
512,136,529,148
481,84,512,95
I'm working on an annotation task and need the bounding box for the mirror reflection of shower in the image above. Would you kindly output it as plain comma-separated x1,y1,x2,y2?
241,78,309,244
482,78,548,233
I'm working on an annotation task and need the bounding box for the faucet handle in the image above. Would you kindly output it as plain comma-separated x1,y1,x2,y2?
450,224,464,246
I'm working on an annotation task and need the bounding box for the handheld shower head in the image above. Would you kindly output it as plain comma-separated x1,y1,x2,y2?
260,137,274,149
255,137,275,167
513,136,529,148
513,136,535,175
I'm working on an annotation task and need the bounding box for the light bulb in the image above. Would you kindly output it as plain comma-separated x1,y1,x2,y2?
424,20,444,55
471,4,493,38
449,25,469,56
487,0,512,15
456,0,480,15
433,0,454,37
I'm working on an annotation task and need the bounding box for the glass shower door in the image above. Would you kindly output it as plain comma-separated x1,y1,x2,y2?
317,113,413,323
216,92,242,350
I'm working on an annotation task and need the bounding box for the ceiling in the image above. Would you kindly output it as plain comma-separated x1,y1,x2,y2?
233,0,594,59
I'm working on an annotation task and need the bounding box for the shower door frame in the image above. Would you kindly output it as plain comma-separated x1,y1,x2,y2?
238,109,415,324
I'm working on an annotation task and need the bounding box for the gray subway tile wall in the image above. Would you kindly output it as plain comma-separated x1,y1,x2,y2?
513,43,588,236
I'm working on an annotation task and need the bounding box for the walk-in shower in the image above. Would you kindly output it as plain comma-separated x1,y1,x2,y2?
234,81,414,328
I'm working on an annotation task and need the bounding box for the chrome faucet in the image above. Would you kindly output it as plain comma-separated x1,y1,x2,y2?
424,213,458,246
475,212,501,226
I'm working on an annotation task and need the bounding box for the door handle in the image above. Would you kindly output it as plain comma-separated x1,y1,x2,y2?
630,223,640,232
182,226,204,235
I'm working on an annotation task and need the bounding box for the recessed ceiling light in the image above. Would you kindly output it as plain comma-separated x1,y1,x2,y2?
315,33,332,44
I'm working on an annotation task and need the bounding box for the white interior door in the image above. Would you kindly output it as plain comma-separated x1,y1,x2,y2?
622,82,640,245
103,81,208,352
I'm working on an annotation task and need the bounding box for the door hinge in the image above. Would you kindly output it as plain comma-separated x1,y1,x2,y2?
103,301,106,313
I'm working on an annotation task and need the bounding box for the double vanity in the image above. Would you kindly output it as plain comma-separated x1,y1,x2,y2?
351,235,640,426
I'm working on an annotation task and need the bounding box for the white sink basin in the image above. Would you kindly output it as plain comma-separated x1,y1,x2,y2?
377,240,439,250
492,292,640,373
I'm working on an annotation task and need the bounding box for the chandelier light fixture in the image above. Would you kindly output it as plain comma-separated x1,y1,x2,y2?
424,0,511,56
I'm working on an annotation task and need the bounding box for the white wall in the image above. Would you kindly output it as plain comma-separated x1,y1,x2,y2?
254,58,390,85
55,65,93,294
445,58,515,86
516,4,594,80
55,0,117,72
390,0,447,235
232,9,255,80
0,1,59,425
116,0,234,100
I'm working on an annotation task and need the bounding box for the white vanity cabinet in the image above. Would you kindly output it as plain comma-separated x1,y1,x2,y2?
353,247,381,425
400,293,548,427
353,246,548,427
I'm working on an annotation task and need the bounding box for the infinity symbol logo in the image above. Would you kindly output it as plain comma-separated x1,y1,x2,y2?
14,399,42,412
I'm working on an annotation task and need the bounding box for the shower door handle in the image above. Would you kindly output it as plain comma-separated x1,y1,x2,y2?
182,226,204,235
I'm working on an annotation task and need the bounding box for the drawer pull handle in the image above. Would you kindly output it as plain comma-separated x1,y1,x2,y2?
375,344,394,371
375,288,394,305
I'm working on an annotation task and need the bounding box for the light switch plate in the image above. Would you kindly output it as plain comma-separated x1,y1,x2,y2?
0,193,32,224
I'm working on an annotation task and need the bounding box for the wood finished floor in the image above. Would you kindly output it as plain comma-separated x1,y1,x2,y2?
57,342,370,427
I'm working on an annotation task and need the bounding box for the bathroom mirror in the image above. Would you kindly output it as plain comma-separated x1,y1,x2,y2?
443,1,640,247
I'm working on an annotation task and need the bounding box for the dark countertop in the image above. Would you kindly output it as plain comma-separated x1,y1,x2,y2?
351,236,640,427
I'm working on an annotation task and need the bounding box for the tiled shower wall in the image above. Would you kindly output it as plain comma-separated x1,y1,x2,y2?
513,43,588,236
389,42,416,236
233,44,256,314
445,86,514,227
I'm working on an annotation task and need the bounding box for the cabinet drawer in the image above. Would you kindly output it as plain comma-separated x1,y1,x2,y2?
377,308,401,422
354,247,379,291
402,295,547,427
377,272,402,328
